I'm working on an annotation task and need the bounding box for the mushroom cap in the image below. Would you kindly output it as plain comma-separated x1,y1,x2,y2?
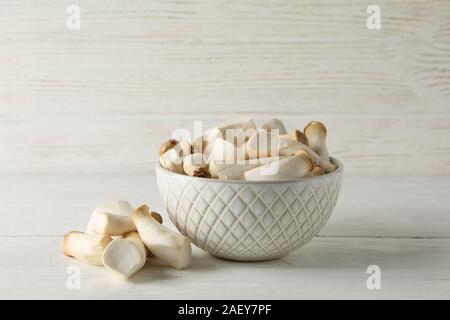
291,129,309,146
304,121,327,139
159,139,179,156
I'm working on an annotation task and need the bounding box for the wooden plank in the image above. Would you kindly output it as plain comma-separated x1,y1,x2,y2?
0,115,449,175
0,236,448,299
0,0,444,42
0,175,449,238
1,40,448,117
0,1,449,116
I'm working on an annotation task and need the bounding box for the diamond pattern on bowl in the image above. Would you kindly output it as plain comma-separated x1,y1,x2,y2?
156,161,343,261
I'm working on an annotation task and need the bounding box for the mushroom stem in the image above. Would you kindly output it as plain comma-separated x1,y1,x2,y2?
209,156,287,180
93,213,136,236
304,121,334,171
62,231,112,266
244,151,314,181
132,205,192,270
204,137,243,164
86,200,133,234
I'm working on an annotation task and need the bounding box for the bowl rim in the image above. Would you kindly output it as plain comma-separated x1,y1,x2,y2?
156,157,343,184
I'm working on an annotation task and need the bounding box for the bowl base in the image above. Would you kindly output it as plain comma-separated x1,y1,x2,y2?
209,252,288,262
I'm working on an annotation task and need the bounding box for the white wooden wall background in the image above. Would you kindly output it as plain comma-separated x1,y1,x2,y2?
0,0,449,175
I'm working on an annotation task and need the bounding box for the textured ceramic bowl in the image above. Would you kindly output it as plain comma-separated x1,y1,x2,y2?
156,158,343,261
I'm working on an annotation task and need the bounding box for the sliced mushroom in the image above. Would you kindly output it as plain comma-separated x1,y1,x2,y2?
102,231,147,279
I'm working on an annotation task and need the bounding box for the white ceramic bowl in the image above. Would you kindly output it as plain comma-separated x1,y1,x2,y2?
156,158,343,261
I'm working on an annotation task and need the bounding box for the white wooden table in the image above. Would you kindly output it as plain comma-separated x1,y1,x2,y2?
1,174,449,299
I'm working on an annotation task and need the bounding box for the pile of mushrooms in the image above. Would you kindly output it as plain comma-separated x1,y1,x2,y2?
159,119,336,180
62,201,192,279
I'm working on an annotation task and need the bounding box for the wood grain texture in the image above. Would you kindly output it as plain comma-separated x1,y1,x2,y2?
1,0,449,116
1,115,449,175
1,236,449,299
1,175,449,238
1,174,449,299
0,1,449,174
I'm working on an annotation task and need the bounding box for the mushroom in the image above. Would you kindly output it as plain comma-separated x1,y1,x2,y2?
209,156,287,180
204,137,243,164
280,129,309,146
159,148,184,174
132,205,192,270
183,153,211,178
62,231,112,266
159,139,192,157
92,212,136,236
262,118,287,135
246,129,279,159
159,139,178,156
305,166,325,177
244,151,314,181
304,121,335,171
279,138,336,172
159,139,192,173
102,231,147,279
209,161,257,180
86,200,134,234
192,128,223,154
